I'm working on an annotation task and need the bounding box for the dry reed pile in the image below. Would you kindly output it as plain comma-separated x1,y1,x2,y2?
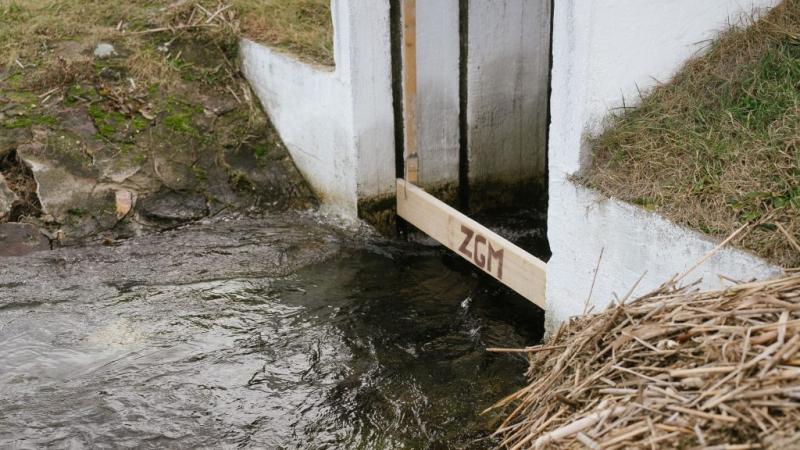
492,274,800,449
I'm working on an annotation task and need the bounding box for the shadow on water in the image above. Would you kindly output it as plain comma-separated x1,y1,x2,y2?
277,246,545,449
0,211,546,449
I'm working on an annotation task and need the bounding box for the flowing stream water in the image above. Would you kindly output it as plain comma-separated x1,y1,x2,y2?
0,210,547,449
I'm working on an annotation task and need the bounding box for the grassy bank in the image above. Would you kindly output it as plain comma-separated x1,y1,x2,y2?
0,0,322,242
0,1,333,72
234,0,333,65
588,0,800,267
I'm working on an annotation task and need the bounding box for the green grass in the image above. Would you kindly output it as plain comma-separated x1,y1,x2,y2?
0,0,329,140
253,144,268,160
0,0,333,88
2,114,58,129
588,0,800,267
163,111,199,136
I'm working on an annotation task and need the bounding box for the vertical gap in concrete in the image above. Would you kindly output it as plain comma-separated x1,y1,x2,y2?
542,0,555,214
390,0,405,180
457,0,470,212
390,0,407,237
538,0,555,257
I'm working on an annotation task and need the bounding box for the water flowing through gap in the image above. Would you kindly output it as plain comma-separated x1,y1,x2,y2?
0,209,547,449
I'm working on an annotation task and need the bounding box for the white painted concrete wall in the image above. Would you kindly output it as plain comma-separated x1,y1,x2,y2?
416,0,460,188
242,41,355,213
467,0,551,187
547,0,783,327
347,1,396,203
242,0,394,216
243,0,467,214
547,183,783,328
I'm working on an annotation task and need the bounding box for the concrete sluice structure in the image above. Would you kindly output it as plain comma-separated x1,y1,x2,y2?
242,0,784,329
241,0,551,219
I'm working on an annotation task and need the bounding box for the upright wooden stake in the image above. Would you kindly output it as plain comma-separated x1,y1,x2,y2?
402,0,418,184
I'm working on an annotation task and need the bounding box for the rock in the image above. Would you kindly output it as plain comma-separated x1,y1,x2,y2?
225,145,291,190
138,190,207,222
96,153,158,196
0,127,32,160
151,153,197,190
16,140,96,222
200,94,238,117
0,223,49,257
115,190,134,219
93,43,117,59
223,144,315,209
58,188,121,242
16,136,120,241
55,106,97,142
0,174,18,220
55,41,89,62
141,126,204,191
202,165,241,214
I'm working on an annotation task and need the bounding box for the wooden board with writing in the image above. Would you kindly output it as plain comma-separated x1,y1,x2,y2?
396,179,547,308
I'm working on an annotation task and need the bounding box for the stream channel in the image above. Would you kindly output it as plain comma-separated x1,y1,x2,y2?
0,209,547,449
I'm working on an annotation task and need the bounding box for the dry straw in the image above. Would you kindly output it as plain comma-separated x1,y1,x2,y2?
490,272,800,449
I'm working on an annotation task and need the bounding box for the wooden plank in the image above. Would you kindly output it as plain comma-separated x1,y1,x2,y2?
401,0,418,184
397,179,547,308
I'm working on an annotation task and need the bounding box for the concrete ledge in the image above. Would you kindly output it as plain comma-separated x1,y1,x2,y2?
546,179,783,328
240,0,395,218
241,40,355,214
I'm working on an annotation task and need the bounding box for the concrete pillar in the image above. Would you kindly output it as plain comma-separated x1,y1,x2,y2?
347,0,396,205
415,0,460,196
467,0,551,207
